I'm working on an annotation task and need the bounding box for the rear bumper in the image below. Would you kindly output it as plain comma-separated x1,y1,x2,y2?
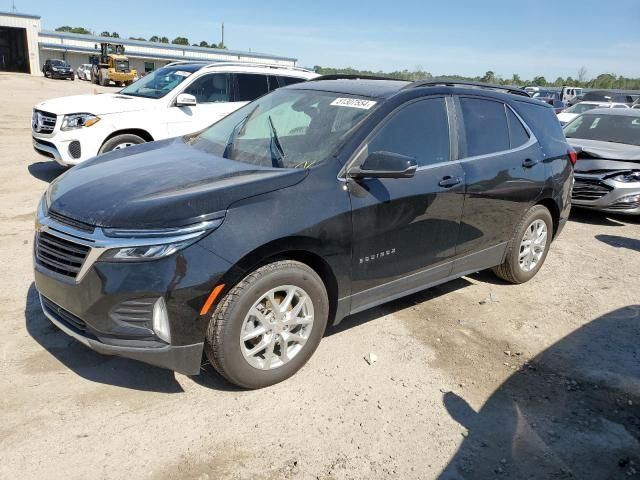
40,294,204,375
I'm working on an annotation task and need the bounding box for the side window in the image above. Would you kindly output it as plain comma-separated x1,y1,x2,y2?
281,76,305,86
235,73,269,102
460,98,510,157
367,98,450,167
267,75,282,91
506,107,530,148
183,73,232,103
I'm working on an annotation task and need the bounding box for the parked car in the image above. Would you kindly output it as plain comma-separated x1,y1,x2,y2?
557,101,629,126
531,90,566,113
560,86,584,103
565,108,640,215
76,63,92,81
31,62,318,166
42,59,74,80
33,79,574,388
580,90,639,106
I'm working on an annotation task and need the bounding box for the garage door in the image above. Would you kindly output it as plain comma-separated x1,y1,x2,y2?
0,26,30,73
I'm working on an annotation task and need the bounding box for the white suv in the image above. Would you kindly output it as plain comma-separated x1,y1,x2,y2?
32,62,318,166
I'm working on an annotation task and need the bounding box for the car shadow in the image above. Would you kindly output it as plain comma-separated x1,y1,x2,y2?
28,161,67,183
327,277,472,336
596,234,640,253
570,208,635,227
24,282,185,393
438,305,640,479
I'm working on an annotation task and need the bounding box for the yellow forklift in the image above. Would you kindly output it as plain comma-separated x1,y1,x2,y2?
90,42,137,87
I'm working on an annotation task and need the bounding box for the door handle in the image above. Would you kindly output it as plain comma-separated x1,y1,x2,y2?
522,158,539,168
438,176,462,188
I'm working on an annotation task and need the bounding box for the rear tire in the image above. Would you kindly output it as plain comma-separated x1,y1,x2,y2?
492,205,553,284
99,133,145,154
205,260,329,389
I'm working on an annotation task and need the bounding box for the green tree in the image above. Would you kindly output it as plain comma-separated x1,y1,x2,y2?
56,26,91,34
510,73,522,85
172,37,190,45
160,36,169,43
149,35,160,42
129,36,146,41
100,31,111,37
532,76,547,86
199,40,210,48
111,32,120,38
481,70,496,83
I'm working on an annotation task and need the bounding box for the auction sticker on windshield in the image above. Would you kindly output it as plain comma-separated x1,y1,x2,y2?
175,71,193,77
330,98,377,109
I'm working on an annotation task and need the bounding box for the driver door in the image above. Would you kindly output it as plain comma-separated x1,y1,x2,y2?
348,97,465,313
165,73,239,136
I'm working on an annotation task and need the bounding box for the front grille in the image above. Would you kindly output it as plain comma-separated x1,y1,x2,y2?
41,296,88,334
35,231,91,279
69,141,81,159
33,109,57,134
572,179,613,201
48,210,95,233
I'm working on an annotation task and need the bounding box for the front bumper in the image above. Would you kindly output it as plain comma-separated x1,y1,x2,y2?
572,174,640,215
33,214,233,375
50,71,74,79
40,294,204,374
32,118,108,166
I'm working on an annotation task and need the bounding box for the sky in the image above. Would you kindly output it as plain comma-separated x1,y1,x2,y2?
8,0,640,80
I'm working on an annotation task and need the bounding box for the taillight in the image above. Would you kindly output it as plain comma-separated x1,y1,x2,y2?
568,149,577,166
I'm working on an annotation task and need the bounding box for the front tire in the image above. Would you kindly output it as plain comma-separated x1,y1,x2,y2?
99,133,145,154
493,205,553,284
205,260,329,389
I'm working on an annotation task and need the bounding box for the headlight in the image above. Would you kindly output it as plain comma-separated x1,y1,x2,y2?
52,67,59,72
98,218,224,262
61,113,100,131
100,241,196,261
610,172,640,183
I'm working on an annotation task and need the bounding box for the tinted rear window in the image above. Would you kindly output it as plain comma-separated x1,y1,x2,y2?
460,98,509,157
235,74,269,102
514,100,568,156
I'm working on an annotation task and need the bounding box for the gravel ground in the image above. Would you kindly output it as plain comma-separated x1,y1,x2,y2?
1,72,639,480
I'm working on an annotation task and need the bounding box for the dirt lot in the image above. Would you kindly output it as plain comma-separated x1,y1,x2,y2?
0,72,639,480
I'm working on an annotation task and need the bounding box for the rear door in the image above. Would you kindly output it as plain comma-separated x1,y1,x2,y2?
348,96,466,313
454,96,545,270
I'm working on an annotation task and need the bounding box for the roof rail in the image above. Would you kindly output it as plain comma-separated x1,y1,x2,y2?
310,74,401,82
164,60,314,73
407,79,531,97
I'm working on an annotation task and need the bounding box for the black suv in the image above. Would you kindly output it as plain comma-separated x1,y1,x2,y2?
42,59,74,80
34,78,573,388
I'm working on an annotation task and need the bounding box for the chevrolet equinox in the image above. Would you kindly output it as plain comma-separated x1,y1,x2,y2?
34,78,574,388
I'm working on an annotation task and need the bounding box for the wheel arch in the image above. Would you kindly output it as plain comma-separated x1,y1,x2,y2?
101,128,154,150
536,197,561,238
215,237,341,325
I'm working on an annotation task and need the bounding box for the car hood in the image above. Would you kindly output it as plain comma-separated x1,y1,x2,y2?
47,137,308,229
569,139,640,172
35,93,156,115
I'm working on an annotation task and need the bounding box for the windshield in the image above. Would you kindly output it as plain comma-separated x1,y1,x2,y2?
565,103,600,114
190,89,378,168
120,65,199,99
564,113,640,146
533,91,558,99
51,60,68,67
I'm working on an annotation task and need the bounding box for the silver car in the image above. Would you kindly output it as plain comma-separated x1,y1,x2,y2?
565,108,640,215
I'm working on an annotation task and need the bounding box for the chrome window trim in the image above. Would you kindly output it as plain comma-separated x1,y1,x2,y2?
338,97,540,180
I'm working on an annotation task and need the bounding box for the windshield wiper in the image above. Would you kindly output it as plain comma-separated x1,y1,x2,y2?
223,105,259,159
268,115,286,168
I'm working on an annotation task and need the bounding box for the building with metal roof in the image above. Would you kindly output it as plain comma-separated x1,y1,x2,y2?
0,10,297,76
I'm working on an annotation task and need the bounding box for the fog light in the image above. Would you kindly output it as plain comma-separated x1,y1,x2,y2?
152,297,171,343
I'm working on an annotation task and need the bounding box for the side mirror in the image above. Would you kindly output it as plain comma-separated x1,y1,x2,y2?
348,151,417,179
175,93,197,107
